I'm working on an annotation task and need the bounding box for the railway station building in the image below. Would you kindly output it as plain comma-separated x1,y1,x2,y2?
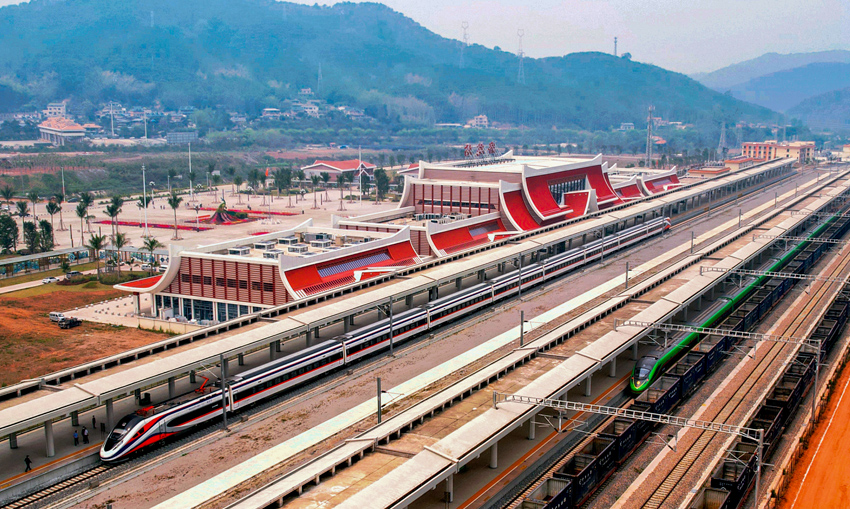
117,152,683,317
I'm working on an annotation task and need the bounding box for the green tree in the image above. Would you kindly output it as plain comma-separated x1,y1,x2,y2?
142,237,163,275
112,232,129,277
22,221,39,253
310,174,320,208
167,191,184,240
45,200,60,239
374,168,390,201
1,185,14,207
75,201,88,237
337,172,349,210
53,193,65,230
85,233,107,280
38,219,53,252
27,190,39,220
15,201,29,222
233,175,244,204
59,258,70,275
320,172,331,200
0,214,18,253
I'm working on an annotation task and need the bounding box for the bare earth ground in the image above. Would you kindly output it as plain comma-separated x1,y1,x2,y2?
0,284,167,386
779,350,850,509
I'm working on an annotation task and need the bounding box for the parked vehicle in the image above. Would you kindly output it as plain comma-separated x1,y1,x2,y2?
58,317,82,329
49,312,66,322
65,271,83,279
42,277,59,284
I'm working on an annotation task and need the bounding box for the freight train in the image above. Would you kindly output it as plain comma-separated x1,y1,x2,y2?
100,217,671,461
519,212,850,509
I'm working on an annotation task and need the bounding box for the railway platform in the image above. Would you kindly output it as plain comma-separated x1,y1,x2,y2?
191,179,850,509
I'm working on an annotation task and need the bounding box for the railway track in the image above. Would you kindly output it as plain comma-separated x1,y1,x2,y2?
639,226,850,508
498,184,850,509
2,171,826,509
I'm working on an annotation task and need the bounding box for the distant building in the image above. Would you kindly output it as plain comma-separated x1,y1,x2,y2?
261,108,281,119
301,159,376,179
166,131,199,145
467,115,489,129
37,117,85,146
840,145,850,162
299,88,314,96
44,102,66,119
741,140,814,164
619,122,635,131
81,123,103,137
724,156,762,172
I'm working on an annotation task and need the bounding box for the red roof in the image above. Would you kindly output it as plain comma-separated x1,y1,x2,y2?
303,159,377,172
118,275,162,289
431,220,506,255
284,243,419,297
38,117,85,132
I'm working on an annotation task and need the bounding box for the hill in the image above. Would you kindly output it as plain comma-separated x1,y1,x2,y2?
693,50,850,91
726,62,850,112
0,0,773,130
788,87,850,133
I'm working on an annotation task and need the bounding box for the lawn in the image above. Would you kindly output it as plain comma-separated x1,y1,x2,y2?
0,261,100,288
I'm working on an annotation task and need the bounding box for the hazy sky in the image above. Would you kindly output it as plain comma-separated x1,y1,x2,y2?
1,0,847,73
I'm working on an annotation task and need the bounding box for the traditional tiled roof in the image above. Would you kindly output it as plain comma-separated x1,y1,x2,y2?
38,117,84,132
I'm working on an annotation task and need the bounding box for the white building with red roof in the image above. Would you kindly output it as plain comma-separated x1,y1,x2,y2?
37,117,86,146
114,220,421,322
301,159,376,179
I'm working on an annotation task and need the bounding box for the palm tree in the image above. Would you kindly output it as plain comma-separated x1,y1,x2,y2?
248,168,261,200
27,190,38,220
1,185,13,208
320,172,331,200
15,201,28,222
45,201,60,244
167,168,177,193
85,233,107,280
112,232,129,278
295,169,306,196
167,191,183,240
212,174,222,195
310,175,320,209
104,203,120,242
233,176,244,204
76,201,88,236
142,237,163,275
53,193,65,230
80,192,94,232
337,173,348,211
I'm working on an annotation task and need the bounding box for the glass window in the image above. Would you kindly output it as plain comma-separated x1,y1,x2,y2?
217,302,227,321
183,299,193,319
228,304,238,320
239,305,248,316
193,300,213,321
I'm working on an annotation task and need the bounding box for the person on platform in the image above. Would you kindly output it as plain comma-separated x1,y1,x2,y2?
24,455,32,472
82,427,89,444
92,415,96,429
73,430,79,446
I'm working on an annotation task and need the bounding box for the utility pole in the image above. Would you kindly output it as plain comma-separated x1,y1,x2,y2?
220,354,229,431
717,121,726,158
377,377,382,424
614,36,618,57
520,310,525,347
645,105,654,168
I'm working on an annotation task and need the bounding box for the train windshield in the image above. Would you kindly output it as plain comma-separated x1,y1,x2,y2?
104,414,144,451
634,357,657,381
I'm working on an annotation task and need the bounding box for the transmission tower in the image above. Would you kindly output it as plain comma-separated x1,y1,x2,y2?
736,123,743,147
317,63,323,94
717,121,727,156
517,29,526,85
460,21,469,68
645,105,654,168
614,36,618,57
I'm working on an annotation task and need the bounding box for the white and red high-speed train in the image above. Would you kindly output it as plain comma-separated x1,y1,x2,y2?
101,217,670,461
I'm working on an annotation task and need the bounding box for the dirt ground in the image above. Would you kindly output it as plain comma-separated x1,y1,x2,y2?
779,358,850,509
0,284,168,387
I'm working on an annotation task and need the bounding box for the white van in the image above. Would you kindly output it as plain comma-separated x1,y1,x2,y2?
49,312,66,322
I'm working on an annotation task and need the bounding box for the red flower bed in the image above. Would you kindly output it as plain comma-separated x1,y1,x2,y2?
94,220,212,232
197,207,298,216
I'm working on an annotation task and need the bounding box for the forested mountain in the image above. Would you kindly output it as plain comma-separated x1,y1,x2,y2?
788,87,850,133
724,63,850,112
692,50,850,91
0,0,773,130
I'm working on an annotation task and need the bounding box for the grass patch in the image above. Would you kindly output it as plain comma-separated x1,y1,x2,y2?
0,261,99,288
